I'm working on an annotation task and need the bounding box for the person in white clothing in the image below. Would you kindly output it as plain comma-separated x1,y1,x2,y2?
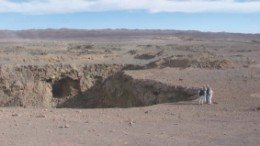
206,86,213,105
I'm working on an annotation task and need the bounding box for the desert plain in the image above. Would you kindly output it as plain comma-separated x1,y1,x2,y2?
0,29,259,146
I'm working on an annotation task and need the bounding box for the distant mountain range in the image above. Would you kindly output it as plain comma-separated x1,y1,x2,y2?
0,29,259,40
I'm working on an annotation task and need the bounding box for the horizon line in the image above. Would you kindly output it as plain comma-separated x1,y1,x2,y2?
1,28,259,35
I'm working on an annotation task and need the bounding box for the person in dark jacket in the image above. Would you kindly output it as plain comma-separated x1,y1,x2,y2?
198,86,206,105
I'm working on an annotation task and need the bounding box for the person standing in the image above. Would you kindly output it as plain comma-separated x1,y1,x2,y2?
206,86,213,104
198,87,206,105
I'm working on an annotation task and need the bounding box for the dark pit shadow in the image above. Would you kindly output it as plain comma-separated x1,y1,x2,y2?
56,72,200,109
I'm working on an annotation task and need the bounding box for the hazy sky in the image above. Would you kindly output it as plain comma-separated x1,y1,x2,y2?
0,0,260,33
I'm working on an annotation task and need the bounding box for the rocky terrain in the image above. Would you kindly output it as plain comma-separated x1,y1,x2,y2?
0,29,259,146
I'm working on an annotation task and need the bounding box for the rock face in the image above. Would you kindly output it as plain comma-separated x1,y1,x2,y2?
0,64,123,107
0,64,199,108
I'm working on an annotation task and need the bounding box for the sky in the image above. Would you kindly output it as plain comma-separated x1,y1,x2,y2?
0,0,260,33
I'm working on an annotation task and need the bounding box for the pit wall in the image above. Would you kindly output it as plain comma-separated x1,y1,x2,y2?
0,64,124,107
0,64,199,108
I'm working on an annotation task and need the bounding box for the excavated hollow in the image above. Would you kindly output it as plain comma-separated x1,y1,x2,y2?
0,64,199,108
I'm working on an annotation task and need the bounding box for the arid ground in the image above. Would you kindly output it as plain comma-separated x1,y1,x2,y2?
0,29,259,146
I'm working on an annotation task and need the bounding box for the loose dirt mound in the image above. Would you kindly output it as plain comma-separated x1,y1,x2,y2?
67,44,104,55
79,72,199,108
134,51,163,60
147,56,241,69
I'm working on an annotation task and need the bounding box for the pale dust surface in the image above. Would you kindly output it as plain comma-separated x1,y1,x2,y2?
0,30,260,146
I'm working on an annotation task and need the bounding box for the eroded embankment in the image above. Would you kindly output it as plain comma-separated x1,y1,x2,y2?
0,64,199,108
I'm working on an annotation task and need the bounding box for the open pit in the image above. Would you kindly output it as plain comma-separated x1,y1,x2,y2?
0,30,260,146
0,64,199,108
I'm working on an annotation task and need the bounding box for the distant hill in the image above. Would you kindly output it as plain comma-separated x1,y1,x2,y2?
0,29,259,40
